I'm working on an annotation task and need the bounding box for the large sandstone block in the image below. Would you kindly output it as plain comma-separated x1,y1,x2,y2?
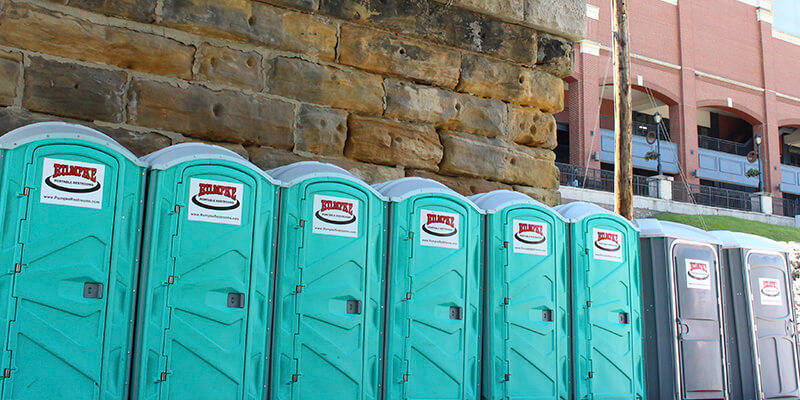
345,115,442,171
319,0,539,64
438,130,558,188
247,145,404,183
433,0,524,22
458,53,564,113
384,79,506,137
406,169,512,196
524,0,586,41
258,0,318,11
294,104,348,156
339,24,461,89
507,105,557,149
266,58,384,115
0,107,172,156
68,0,157,23
23,57,127,123
513,185,562,206
127,78,294,147
0,52,20,106
458,53,564,112
537,33,574,78
0,3,194,79
196,45,262,90
161,0,337,61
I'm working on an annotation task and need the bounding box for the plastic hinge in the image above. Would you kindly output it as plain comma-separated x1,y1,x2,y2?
3,369,10,378
291,374,299,383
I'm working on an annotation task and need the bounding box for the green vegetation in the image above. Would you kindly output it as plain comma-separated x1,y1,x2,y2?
652,213,800,243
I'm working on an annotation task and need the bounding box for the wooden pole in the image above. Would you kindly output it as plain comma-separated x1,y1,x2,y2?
613,0,633,220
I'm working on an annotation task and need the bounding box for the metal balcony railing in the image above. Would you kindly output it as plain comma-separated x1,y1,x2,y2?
773,197,800,218
698,135,753,156
557,162,652,197
558,163,764,213
672,182,753,212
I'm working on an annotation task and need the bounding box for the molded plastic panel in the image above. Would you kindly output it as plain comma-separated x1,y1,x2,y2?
566,211,645,400
672,243,726,399
383,192,482,400
133,154,277,400
271,177,385,400
747,252,800,399
481,203,569,399
0,129,144,400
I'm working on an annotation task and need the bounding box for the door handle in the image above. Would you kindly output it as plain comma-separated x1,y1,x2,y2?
83,282,103,299
677,319,689,339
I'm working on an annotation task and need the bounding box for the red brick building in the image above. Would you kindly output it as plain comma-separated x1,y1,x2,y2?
560,0,800,215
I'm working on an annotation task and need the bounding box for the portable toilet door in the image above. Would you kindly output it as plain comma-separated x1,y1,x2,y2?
269,162,387,400
469,190,569,400
131,143,279,400
0,122,146,399
711,231,800,400
636,219,728,400
375,177,483,400
554,202,646,400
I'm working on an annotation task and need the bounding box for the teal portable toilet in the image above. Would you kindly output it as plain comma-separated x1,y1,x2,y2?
0,122,146,399
469,190,570,400
132,143,279,400
375,177,483,400
711,231,800,399
554,202,645,400
269,162,387,400
635,219,727,400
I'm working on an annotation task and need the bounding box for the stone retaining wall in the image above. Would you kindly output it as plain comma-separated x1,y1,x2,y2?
0,0,584,204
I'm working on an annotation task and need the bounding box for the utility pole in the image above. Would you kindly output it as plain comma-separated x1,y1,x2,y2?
613,0,633,220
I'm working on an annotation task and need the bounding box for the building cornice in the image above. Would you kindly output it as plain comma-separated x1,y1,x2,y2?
773,29,800,47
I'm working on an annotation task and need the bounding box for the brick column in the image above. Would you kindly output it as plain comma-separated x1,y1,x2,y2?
757,6,781,194
569,45,602,170
675,0,700,185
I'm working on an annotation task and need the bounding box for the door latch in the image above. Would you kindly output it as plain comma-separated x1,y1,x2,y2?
449,306,463,320
618,312,630,324
83,282,103,299
542,309,554,322
227,293,245,308
346,300,361,314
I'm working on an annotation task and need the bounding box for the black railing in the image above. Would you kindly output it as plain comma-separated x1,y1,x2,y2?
595,119,671,141
558,163,763,213
698,135,752,156
557,163,653,197
774,197,800,218
633,122,670,141
672,182,753,212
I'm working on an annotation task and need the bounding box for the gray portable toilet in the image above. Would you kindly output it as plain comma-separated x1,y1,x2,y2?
0,122,146,399
711,231,800,400
554,202,646,400
375,178,483,400
269,162,387,400
636,219,728,400
470,190,570,400
132,143,279,400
